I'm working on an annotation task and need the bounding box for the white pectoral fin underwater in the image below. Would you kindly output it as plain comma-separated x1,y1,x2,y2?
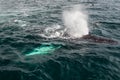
25,43,61,56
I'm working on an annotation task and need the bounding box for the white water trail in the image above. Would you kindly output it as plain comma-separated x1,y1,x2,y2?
62,5,89,38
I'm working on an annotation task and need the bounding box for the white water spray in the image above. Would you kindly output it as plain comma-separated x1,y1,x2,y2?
62,5,89,38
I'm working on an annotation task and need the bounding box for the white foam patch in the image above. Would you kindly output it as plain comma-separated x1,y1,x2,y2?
40,24,65,38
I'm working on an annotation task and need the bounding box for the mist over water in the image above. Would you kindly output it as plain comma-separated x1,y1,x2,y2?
62,5,89,38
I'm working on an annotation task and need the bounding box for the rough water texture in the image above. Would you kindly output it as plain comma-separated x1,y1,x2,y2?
0,0,120,80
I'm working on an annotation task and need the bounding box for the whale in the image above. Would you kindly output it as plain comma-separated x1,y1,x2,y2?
61,5,118,44
24,34,117,57
82,34,118,44
63,32,118,44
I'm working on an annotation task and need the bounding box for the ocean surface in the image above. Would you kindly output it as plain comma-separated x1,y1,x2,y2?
0,0,120,80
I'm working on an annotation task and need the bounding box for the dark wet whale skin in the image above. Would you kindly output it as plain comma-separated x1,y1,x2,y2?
82,34,118,44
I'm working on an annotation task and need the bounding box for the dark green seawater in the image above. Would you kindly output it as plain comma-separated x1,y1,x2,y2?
0,0,120,80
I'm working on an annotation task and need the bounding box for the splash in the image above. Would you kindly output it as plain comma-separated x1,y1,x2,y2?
62,5,89,38
40,24,65,38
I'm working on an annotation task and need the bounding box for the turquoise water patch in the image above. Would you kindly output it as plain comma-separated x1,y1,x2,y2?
25,43,61,56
